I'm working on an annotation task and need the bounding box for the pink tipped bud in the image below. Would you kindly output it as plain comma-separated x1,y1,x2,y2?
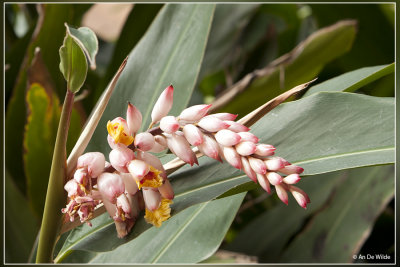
256,173,271,193
275,184,289,205
225,121,250,132
127,159,150,181
120,173,139,195
109,147,135,173
235,141,257,156
215,129,241,146
179,104,212,122
264,158,286,171
241,157,257,182
283,174,301,184
198,116,230,132
160,116,180,133
134,132,155,151
166,133,198,166
137,151,166,179
97,173,125,203
222,146,242,169
278,165,304,175
198,134,222,162
183,124,204,146
64,179,80,198
77,152,106,178
254,144,276,157
209,113,238,121
127,103,142,135
142,188,162,211
159,179,174,200
248,157,267,174
289,185,310,209
289,185,311,203
238,132,259,143
266,172,283,185
151,85,174,124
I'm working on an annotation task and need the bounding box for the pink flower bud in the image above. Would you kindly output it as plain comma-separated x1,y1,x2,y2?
107,134,126,150
209,113,238,121
266,172,283,185
109,147,135,173
289,185,311,209
137,151,166,179
248,157,267,174
222,146,242,169
166,133,198,166
179,104,212,122
127,103,142,135
77,152,106,178
151,85,174,124
155,135,167,147
142,188,162,211
134,132,155,151
97,173,125,203
254,144,276,157
64,179,80,198
241,157,257,182
197,134,222,162
275,184,289,205
198,116,230,132
235,141,257,156
183,124,204,146
127,159,150,181
282,174,301,184
120,173,138,195
149,141,167,153
159,179,174,200
225,121,250,132
256,173,271,193
238,132,259,143
160,116,180,133
215,129,241,146
278,164,304,175
264,157,286,171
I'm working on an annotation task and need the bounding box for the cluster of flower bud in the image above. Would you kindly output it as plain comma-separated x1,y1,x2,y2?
62,84,310,238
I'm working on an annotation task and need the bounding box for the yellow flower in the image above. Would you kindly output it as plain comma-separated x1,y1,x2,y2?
144,198,173,227
107,118,134,146
136,166,163,189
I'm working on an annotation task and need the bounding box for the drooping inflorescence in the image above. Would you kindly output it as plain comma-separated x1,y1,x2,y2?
62,85,310,238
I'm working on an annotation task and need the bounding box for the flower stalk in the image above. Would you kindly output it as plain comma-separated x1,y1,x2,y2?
36,89,74,263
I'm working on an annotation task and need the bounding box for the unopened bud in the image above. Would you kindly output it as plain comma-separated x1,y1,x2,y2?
77,152,106,178
109,147,135,173
97,173,125,203
142,188,162,211
179,104,212,122
198,116,230,132
134,132,155,151
183,124,204,146
127,103,142,135
160,116,180,133
127,159,150,181
215,129,241,147
235,141,257,156
151,85,174,124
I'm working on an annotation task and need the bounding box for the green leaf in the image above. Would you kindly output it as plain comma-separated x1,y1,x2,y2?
226,165,394,263
86,3,215,153
303,63,395,97
92,4,163,108
59,26,88,93
57,91,393,255
23,83,60,216
64,193,245,263
216,20,357,116
5,169,39,263
66,24,98,69
280,165,394,263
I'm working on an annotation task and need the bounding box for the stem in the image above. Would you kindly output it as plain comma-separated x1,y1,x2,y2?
36,90,74,263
